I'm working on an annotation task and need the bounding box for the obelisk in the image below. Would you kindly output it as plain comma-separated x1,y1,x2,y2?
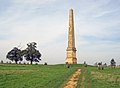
66,8,77,64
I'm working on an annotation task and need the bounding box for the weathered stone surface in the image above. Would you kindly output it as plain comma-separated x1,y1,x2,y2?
66,9,77,64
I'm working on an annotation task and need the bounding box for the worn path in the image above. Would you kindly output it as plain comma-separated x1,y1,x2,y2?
64,69,81,88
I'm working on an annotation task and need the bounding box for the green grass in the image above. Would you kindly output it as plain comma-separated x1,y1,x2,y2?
0,64,78,88
77,66,120,88
0,64,120,88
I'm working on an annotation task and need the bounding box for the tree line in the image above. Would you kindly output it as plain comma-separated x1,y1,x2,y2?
6,42,41,64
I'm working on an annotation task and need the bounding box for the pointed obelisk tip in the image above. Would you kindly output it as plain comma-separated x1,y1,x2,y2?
70,8,73,11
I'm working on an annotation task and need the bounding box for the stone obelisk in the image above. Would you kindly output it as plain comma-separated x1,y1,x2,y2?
66,8,77,64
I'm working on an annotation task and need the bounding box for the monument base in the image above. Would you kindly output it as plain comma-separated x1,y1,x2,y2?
66,58,77,64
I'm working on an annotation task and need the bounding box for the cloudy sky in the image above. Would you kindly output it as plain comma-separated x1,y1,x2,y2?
0,0,120,65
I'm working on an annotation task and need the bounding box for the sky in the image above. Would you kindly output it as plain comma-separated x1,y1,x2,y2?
0,0,120,65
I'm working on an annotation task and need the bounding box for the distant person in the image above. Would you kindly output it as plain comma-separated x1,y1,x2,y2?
67,65,70,68
110,58,116,68
65,62,70,68
103,63,107,68
83,61,87,67
0,60,4,64
44,62,47,65
98,62,104,70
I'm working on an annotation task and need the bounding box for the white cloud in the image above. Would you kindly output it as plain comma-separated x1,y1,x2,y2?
0,0,120,65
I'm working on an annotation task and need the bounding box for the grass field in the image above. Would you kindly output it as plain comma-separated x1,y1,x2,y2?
78,66,120,88
0,64,120,88
0,64,78,88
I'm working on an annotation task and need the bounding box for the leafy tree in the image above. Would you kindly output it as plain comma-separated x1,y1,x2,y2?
6,47,23,64
22,42,41,64
110,58,116,68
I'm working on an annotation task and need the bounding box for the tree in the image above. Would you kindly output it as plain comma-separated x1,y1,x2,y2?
22,42,41,64
110,58,116,68
6,47,23,64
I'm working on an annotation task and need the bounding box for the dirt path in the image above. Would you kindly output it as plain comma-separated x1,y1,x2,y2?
64,69,81,88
